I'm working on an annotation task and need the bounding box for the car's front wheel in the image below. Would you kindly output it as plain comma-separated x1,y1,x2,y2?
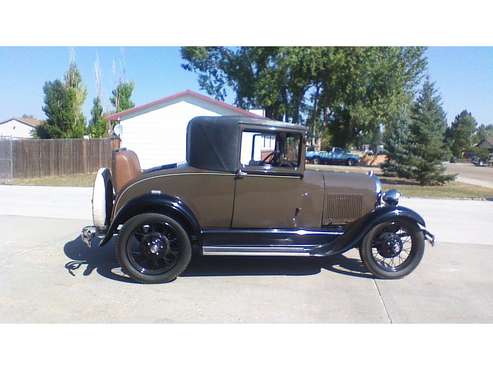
359,218,425,279
116,213,192,283
313,157,320,165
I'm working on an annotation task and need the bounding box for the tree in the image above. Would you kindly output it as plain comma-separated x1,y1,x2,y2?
181,47,427,147
407,79,455,185
110,81,135,112
87,54,108,138
37,62,87,138
64,62,87,137
383,79,455,185
88,97,107,138
445,110,477,158
382,110,413,178
474,123,493,143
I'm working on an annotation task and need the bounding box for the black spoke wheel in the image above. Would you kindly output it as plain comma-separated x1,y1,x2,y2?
359,218,425,279
116,213,192,283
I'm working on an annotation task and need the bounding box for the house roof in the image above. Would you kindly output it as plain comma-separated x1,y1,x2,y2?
105,89,262,121
478,136,493,148
0,117,42,127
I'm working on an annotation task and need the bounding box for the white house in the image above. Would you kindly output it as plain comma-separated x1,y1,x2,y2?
106,90,264,169
0,117,41,139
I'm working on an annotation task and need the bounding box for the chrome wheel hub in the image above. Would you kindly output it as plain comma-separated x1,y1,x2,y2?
143,233,170,256
377,232,403,258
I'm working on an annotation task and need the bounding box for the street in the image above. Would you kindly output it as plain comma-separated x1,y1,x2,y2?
1,185,492,322
446,162,493,189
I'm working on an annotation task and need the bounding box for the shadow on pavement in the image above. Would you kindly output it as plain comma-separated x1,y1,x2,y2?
64,236,136,284
63,235,374,284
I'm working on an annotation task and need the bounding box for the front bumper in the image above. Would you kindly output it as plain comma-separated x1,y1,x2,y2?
422,228,435,247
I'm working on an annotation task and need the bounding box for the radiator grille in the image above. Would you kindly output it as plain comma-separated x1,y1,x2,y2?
324,194,363,224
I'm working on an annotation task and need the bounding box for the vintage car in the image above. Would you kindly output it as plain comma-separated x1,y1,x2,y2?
82,116,434,284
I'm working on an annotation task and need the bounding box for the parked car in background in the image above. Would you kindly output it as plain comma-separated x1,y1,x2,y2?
308,147,360,166
472,154,493,167
82,116,434,284
305,150,318,162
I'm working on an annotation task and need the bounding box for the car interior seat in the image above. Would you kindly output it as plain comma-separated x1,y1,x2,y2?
111,148,142,193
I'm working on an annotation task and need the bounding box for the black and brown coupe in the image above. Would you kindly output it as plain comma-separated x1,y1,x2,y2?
82,116,434,283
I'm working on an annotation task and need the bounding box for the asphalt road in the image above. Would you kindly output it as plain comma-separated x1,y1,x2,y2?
446,162,493,189
1,185,492,323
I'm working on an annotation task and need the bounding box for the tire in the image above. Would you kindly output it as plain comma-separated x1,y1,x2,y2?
92,168,113,228
116,213,192,284
359,218,425,279
347,159,354,166
313,157,320,165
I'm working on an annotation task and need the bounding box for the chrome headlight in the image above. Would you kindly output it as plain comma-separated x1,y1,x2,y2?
382,189,401,206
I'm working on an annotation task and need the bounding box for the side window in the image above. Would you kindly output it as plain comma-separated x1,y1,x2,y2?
240,130,302,170
240,132,276,167
285,134,301,165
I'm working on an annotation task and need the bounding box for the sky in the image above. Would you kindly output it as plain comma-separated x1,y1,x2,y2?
0,47,492,125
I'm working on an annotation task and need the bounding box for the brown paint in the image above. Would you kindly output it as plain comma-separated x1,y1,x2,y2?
113,165,378,229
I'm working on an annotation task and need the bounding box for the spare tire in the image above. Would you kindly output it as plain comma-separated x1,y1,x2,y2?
92,168,114,229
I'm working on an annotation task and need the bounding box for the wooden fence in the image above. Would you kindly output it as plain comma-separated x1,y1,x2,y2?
0,138,112,179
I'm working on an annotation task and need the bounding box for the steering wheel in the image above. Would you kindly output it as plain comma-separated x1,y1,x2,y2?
262,150,281,165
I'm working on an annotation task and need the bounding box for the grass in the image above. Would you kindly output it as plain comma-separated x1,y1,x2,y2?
8,166,493,200
12,173,97,187
381,177,493,199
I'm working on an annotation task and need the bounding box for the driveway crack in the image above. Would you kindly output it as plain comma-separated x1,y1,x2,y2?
373,279,392,323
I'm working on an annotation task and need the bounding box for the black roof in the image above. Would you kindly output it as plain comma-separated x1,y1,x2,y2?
194,115,307,131
478,136,493,149
186,116,306,172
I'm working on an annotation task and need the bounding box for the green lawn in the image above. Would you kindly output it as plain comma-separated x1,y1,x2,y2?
12,173,97,187
381,178,493,199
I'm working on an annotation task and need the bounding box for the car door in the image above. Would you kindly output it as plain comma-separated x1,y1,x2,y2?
232,129,324,229
331,148,343,163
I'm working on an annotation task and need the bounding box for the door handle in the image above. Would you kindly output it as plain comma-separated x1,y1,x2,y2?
235,169,247,179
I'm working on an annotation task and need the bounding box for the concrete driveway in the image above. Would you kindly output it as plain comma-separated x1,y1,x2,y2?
1,185,492,323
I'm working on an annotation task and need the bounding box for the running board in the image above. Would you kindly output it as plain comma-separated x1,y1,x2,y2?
202,245,311,256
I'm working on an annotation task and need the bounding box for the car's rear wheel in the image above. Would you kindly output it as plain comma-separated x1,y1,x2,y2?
313,157,320,165
359,218,424,279
347,159,355,166
116,213,192,283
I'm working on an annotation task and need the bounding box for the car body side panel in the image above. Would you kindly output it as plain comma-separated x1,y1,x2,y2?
232,170,325,228
113,165,235,228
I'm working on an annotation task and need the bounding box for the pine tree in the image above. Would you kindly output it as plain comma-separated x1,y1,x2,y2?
407,79,455,185
382,111,413,178
445,110,477,158
38,62,87,138
88,97,107,138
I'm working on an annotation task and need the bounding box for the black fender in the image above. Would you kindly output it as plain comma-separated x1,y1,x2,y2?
312,205,426,256
99,193,201,246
